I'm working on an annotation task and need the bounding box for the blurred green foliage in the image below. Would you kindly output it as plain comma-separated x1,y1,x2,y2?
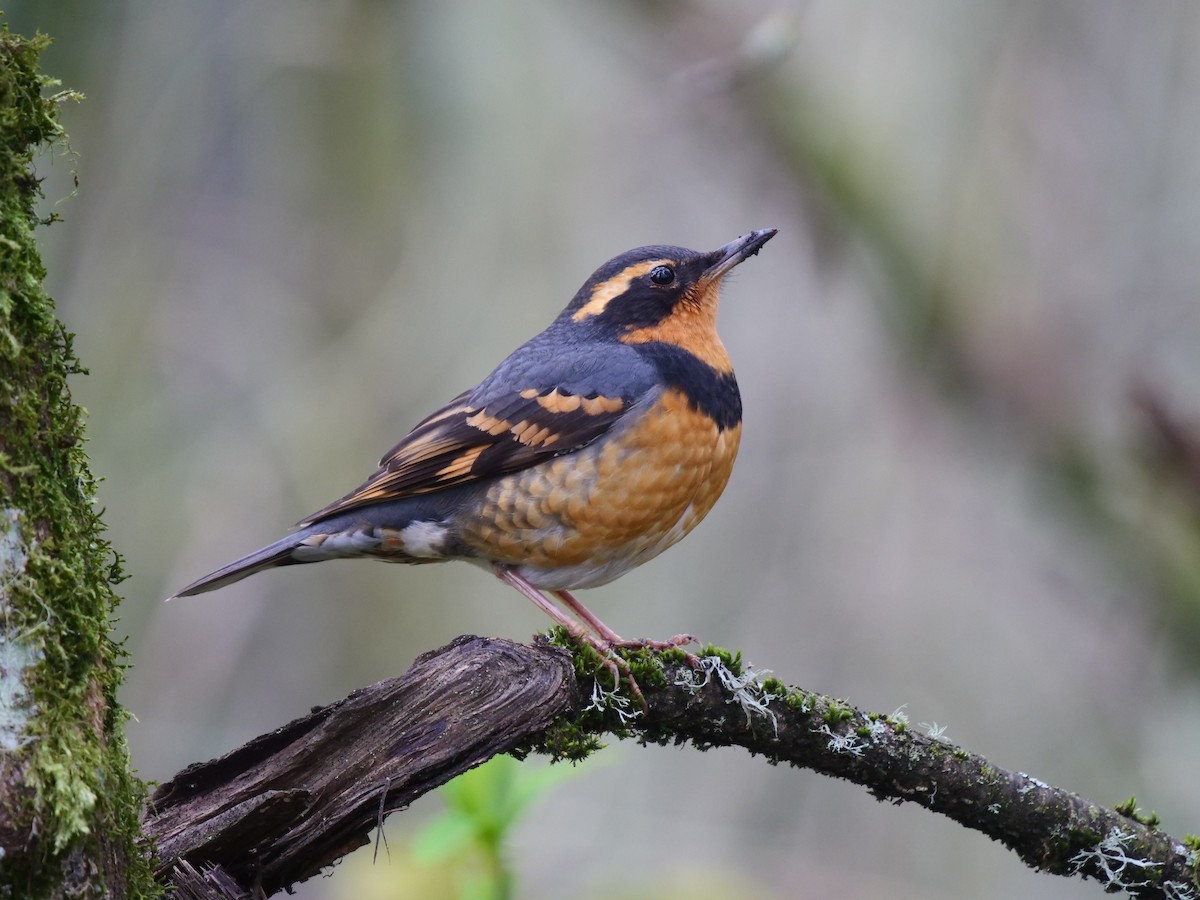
411,755,580,900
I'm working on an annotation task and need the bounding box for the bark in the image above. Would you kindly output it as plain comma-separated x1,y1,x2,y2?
147,636,575,896
145,636,1200,900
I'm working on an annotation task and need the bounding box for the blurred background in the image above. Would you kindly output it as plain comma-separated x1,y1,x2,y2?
11,1,1200,897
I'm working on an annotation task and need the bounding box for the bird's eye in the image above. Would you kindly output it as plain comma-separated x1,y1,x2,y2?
649,265,675,286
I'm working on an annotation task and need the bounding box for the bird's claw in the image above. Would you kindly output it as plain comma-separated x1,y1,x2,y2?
611,633,702,668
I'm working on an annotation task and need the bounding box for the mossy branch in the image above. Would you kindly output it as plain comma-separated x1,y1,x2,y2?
144,635,1199,899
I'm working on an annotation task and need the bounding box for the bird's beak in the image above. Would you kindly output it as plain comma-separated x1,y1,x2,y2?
704,228,778,281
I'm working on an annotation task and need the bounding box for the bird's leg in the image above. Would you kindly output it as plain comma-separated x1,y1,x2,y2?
550,589,625,644
492,566,592,640
552,592,700,672
493,566,645,709
550,590,702,666
553,590,706,670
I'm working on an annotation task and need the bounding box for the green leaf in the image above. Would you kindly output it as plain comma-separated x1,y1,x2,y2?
507,758,579,818
410,811,475,863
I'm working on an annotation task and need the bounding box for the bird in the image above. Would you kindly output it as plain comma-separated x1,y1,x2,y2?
173,228,776,698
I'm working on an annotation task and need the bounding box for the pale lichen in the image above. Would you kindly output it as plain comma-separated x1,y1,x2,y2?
0,507,40,752
919,721,949,742
674,655,780,734
1069,827,1158,892
583,674,639,725
817,723,867,757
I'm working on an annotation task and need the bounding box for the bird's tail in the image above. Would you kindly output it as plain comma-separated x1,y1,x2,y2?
170,500,454,599
169,533,310,598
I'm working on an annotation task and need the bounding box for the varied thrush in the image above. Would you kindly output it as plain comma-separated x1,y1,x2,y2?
173,228,776,698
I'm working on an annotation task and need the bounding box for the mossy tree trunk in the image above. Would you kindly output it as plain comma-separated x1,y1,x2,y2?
0,31,158,900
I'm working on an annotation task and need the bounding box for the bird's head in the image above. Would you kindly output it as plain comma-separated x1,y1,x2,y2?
562,228,777,371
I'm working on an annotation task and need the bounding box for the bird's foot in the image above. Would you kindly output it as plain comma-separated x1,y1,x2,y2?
583,633,708,711
611,633,703,669
570,631,648,712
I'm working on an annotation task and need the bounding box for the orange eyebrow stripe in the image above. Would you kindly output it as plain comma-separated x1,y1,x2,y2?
571,260,671,321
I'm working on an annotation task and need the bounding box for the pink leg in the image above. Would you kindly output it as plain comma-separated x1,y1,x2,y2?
552,589,698,659
493,566,645,708
551,589,624,643
493,567,589,638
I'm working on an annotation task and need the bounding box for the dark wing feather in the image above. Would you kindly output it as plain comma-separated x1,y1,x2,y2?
298,384,635,526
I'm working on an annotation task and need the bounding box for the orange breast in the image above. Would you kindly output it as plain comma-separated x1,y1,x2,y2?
458,388,741,589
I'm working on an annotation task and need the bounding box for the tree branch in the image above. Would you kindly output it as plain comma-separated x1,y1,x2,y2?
146,636,577,896
143,635,1199,899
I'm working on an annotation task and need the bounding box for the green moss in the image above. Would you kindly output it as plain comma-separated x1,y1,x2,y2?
622,647,668,690
1114,795,1162,829
760,676,786,697
545,626,637,695
1066,827,1103,852
784,690,812,715
823,701,853,726
536,717,605,764
697,644,743,677
1114,795,1138,818
544,625,581,660
0,29,158,898
545,628,689,707
658,646,690,666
